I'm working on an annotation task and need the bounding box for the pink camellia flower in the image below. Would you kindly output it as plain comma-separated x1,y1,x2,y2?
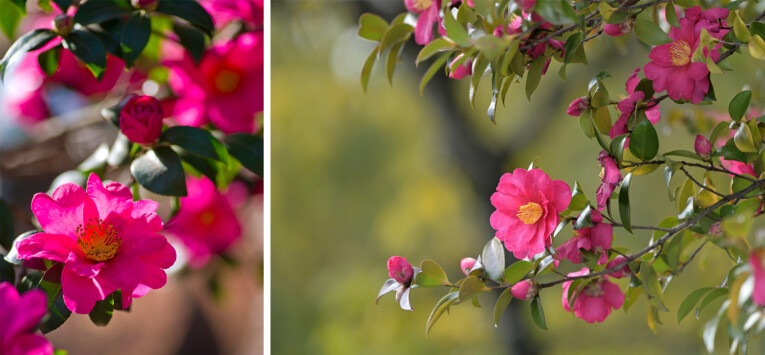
490,169,572,259
511,280,535,300
119,95,165,145
164,176,244,268
604,21,632,37
405,0,442,45
460,257,477,275
15,174,176,314
0,283,53,355
387,256,414,284
199,0,263,28
556,210,613,265
567,97,589,116
448,54,473,80
643,6,728,104
694,134,712,160
750,249,765,306
609,68,661,140
606,255,631,278
721,158,756,176
596,151,622,210
166,32,263,134
562,268,624,323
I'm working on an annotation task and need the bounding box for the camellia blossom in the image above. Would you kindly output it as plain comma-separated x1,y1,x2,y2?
0,283,53,355
448,54,473,80
164,176,244,268
604,21,632,37
199,0,263,27
490,169,572,259
166,32,264,134
750,249,765,306
15,174,176,314
562,268,624,323
404,0,443,45
694,134,712,159
606,255,630,278
460,257,477,275
567,97,589,116
387,256,414,284
511,280,535,300
119,95,165,145
556,210,613,265
643,6,728,104
596,151,622,210
609,68,661,140
721,158,756,176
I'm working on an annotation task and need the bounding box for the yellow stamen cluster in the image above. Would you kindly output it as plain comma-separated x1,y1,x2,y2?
670,40,691,66
517,202,543,225
411,0,433,11
76,218,121,262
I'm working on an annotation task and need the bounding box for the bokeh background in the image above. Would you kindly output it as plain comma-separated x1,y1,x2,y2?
272,0,765,354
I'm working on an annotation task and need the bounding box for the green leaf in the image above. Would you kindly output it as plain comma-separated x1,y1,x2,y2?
162,126,228,163
469,54,488,107
156,0,214,37
732,11,751,42
375,279,400,304
665,2,680,28
425,291,459,337
38,279,72,333
358,13,388,42
0,28,57,81
385,40,405,85
360,46,378,92
414,260,450,287
178,148,219,183
619,173,633,233
734,120,757,153
749,34,765,60
419,52,449,94
119,10,152,67
0,258,14,284
443,11,470,46
641,261,668,311
534,0,576,25
130,146,188,197
37,44,61,76
729,90,752,123
677,287,715,323
73,0,132,25
0,1,22,40
379,23,413,52
8,0,25,14
225,133,263,177
458,276,489,301
525,57,545,100
0,198,14,251
416,38,454,65
662,149,704,161
474,35,509,61
629,119,659,160
503,260,533,284
573,204,593,229
634,18,673,46
697,287,728,318
88,293,114,326
493,287,514,326
530,297,548,330
63,29,108,79
481,238,505,281
712,138,746,162
173,20,206,64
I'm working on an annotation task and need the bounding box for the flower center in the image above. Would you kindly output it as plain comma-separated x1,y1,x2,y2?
200,211,215,226
214,69,241,94
583,280,605,298
412,0,432,11
669,40,691,66
76,218,122,262
599,167,606,181
517,202,543,224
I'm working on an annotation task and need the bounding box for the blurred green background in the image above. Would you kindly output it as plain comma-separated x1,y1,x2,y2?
272,1,765,353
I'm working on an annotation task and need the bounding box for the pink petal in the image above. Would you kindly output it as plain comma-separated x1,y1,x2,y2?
16,233,78,263
61,267,105,314
550,180,572,212
414,5,438,45
31,187,85,237
576,295,609,323
7,334,53,355
602,280,625,309
96,254,146,297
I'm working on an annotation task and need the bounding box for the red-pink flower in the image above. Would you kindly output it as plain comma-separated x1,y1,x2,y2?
405,0,443,45
643,7,728,104
15,174,176,314
694,134,712,159
562,268,624,323
166,32,263,134
164,176,243,268
609,68,661,140
606,255,630,278
387,256,414,284
596,151,622,210
567,97,589,116
0,283,53,355
721,158,756,176
448,54,473,80
556,210,613,265
604,21,632,37
750,249,765,306
200,0,263,28
460,257,477,275
490,169,571,259
511,280,535,300
119,95,165,144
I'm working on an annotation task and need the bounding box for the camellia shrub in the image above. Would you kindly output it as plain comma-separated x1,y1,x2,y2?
363,0,765,352
0,0,263,353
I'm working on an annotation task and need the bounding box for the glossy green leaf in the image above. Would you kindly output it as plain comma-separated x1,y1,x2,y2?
493,287,514,326
414,260,449,287
677,287,714,323
416,38,454,65
88,293,114,326
629,119,659,160
63,29,108,78
360,46,378,92
458,276,489,301
443,11,470,46
619,172,632,233
712,138,746,162
481,238,505,281
474,35,509,61
696,287,728,318
749,34,765,60
385,40,405,85
419,52,449,94
729,90,752,123
573,204,593,229
38,280,72,333
734,121,757,153
156,0,214,37
530,297,548,330
130,146,187,197
379,23,413,52
425,291,459,337
525,57,545,100
0,1,22,40
732,11,751,42
665,1,680,28
163,126,228,163
641,261,667,311
73,0,132,25
634,18,673,46
173,21,205,63
0,28,57,81
37,44,61,76
178,148,219,183
358,13,388,42
503,260,533,284
662,149,704,161
225,133,263,177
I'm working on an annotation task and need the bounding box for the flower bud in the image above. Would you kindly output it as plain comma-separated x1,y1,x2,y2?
119,95,165,145
52,15,74,37
694,134,712,160
448,54,472,80
510,280,536,300
387,256,414,284
132,0,159,11
460,257,477,275
603,21,633,37
567,97,589,117
606,256,630,278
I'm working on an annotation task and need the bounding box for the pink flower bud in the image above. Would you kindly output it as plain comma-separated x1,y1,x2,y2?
510,280,536,300
119,95,165,145
387,256,414,284
132,0,159,11
606,256,630,278
603,21,633,37
567,97,589,116
460,257,477,275
694,135,712,160
448,54,472,80
52,15,74,37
